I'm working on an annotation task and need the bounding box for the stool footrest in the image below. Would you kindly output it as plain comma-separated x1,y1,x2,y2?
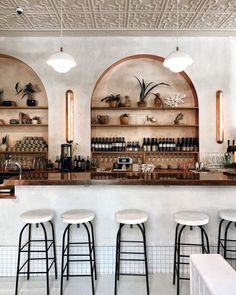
119,251,145,255
118,273,147,277
120,258,145,262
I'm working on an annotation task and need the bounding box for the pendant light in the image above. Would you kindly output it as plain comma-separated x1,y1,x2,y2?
47,0,76,73
163,0,193,72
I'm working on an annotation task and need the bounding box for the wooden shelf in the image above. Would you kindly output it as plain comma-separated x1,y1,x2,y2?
91,107,198,111
0,124,48,127
0,151,47,154
92,124,199,128
92,151,198,154
0,106,48,110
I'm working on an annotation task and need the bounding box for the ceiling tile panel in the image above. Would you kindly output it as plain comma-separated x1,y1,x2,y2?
220,13,236,29
92,0,126,11
190,13,229,29
14,0,55,13
129,0,164,12
94,12,126,28
62,0,91,12
127,12,159,28
27,14,60,29
164,0,203,13
64,12,94,29
158,12,194,29
199,0,236,13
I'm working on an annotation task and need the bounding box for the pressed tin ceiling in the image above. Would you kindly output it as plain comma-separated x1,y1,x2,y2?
0,0,236,36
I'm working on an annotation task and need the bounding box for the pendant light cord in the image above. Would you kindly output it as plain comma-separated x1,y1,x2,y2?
60,0,63,50
176,0,179,50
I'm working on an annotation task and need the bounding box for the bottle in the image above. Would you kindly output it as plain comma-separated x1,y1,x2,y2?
143,138,147,152
176,138,181,152
77,155,82,172
91,138,94,151
73,155,78,171
159,138,163,151
86,156,91,171
151,138,156,152
162,138,166,152
146,138,151,152
122,137,126,151
55,156,60,169
81,157,86,172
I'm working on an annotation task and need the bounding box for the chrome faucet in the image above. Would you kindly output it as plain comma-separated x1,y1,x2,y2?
5,155,22,180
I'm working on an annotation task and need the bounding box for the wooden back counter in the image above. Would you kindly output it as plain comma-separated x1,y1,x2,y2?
1,170,236,199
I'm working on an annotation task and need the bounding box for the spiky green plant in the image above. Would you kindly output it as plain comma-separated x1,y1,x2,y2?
134,77,170,102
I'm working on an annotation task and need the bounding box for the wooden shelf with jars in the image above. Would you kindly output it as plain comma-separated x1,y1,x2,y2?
90,54,199,171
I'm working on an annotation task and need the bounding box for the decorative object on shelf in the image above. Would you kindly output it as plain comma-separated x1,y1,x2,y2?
66,90,74,143
8,136,48,153
0,88,3,100
46,0,76,73
174,113,184,125
0,135,8,152
19,112,31,124
15,82,37,106
97,115,109,124
163,92,186,107
1,101,16,107
216,90,224,144
124,96,131,107
146,115,157,123
163,0,193,72
0,119,5,125
9,119,19,124
31,116,40,125
135,76,170,107
101,94,121,108
120,113,129,125
152,92,164,108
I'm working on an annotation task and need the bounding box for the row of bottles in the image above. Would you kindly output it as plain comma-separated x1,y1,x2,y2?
91,137,199,152
143,137,199,152
55,155,91,172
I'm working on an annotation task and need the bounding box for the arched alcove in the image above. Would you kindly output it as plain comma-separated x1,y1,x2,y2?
0,54,48,166
90,54,199,170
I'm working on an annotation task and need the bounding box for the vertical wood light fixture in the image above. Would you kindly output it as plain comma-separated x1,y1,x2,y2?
216,90,224,144
66,90,74,143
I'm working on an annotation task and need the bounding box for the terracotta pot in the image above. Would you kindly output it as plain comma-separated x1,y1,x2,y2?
154,98,163,108
97,115,109,124
109,100,117,108
120,116,129,125
137,101,146,107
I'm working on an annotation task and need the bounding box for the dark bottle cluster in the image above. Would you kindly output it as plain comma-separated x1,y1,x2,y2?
142,137,199,152
73,155,91,172
91,137,126,152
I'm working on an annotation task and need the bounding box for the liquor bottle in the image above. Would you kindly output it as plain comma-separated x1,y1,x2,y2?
159,138,162,151
105,138,109,151
143,138,147,152
73,155,78,171
86,156,91,171
122,137,126,151
172,138,176,151
162,138,167,151
151,138,155,152
91,138,94,151
155,138,159,151
81,157,86,172
176,138,181,151
77,156,82,172
147,138,151,152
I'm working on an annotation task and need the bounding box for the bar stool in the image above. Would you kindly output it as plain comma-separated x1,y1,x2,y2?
60,209,97,295
217,209,236,260
15,209,57,295
114,209,149,295
173,211,210,295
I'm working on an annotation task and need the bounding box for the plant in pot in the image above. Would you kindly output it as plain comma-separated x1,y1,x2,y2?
135,77,170,107
15,82,37,107
120,113,129,125
0,134,8,152
174,113,184,125
101,94,121,108
31,116,40,124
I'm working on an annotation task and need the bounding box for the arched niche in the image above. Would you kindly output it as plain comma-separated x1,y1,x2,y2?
91,54,199,142
0,54,48,152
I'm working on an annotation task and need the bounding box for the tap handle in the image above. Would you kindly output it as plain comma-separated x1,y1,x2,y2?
5,154,11,160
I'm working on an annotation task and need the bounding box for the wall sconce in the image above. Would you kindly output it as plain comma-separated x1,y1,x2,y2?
216,90,224,144
66,90,74,143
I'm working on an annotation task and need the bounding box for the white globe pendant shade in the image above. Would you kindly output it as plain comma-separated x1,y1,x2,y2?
163,47,193,73
47,47,76,73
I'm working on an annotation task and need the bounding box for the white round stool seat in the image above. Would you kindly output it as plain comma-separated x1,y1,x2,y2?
62,209,95,224
219,209,236,222
115,209,148,225
20,209,54,224
174,211,209,226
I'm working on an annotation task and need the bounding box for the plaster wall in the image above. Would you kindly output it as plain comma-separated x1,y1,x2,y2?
0,36,236,248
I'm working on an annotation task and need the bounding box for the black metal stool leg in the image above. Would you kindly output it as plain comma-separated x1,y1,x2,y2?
117,223,122,281
66,225,71,281
49,220,58,279
200,226,210,253
138,223,149,295
224,221,232,259
41,223,50,295
89,221,97,280
173,223,180,285
176,225,186,295
27,224,31,280
114,224,122,295
83,223,95,295
15,223,29,295
60,224,70,295
217,219,224,254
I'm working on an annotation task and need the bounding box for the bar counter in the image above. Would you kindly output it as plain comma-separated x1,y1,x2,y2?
2,170,236,188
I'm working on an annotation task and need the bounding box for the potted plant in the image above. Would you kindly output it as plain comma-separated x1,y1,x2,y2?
152,92,164,108
0,134,8,152
31,116,40,124
120,113,129,125
15,82,37,107
135,77,170,107
101,94,121,108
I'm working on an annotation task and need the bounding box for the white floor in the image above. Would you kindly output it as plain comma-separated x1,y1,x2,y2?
0,274,190,295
